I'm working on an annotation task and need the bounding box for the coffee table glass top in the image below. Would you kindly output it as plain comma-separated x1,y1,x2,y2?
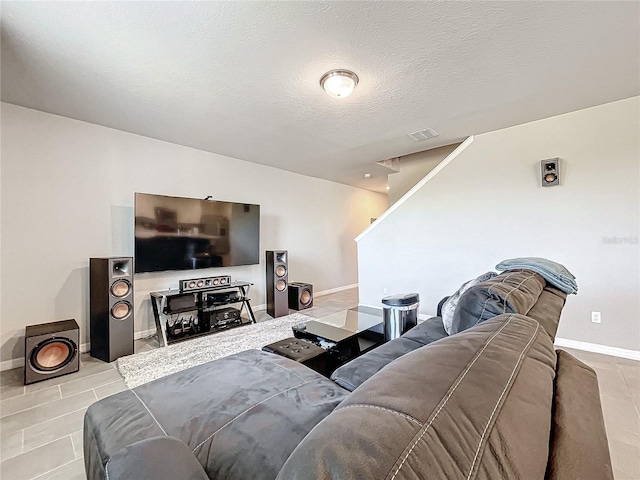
299,307,383,343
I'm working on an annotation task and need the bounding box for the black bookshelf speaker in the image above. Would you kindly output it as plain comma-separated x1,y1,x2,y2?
266,250,289,318
24,319,80,385
90,257,134,362
288,282,313,311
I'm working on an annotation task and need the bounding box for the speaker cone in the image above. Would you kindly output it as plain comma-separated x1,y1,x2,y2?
220,277,227,284
111,301,132,320
213,278,219,285
275,265,287,277
300,290,312,305
276,280,287,292
188,281,196,288
197,280,204,287
30,338,76,372
110,279,131,298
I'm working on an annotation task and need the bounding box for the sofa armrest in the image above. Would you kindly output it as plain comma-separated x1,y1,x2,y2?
105,437,209,480
547,350,614,480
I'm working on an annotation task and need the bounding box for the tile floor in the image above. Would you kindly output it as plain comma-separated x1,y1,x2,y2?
0,287,638,479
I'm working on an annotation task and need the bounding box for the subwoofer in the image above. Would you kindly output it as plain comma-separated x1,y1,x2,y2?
90,257,134,362
266,250,288,318
289,282,313,310
25,319,80,385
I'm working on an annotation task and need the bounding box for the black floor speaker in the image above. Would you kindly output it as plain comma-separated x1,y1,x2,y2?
289,282,313,310
266,250,289,318
90,257,134,362
24,319,80,385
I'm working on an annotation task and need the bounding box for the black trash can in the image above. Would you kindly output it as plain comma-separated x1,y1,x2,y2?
382,293,420,341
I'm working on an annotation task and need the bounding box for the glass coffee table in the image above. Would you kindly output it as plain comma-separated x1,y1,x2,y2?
290,306,384,376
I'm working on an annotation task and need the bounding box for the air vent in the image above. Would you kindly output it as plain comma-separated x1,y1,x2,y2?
407,128,439,142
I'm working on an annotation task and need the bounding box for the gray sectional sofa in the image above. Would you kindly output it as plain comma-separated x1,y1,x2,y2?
84,270,613,480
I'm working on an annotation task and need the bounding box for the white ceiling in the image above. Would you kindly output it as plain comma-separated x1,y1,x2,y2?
2,1,638,194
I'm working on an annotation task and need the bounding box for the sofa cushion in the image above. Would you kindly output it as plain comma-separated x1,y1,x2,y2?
84,349,348,480
450,270,545,334
441,271,497,334
330,317,448,392
547,350,613,480
331,337,424,391
401,316,448,346
277,314,557,480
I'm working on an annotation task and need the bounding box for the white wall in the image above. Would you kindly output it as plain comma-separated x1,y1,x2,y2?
0,103,388,366
358,97,639,352
388,143,461,205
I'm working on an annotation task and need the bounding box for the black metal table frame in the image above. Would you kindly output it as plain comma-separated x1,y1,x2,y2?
150,281,256,347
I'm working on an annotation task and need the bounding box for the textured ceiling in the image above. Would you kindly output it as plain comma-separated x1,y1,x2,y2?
2,1,638,193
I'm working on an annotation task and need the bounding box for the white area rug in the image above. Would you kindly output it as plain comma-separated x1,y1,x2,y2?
117,313,314,388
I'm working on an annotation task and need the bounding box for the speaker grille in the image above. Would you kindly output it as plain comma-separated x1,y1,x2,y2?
110,279,131,298
111,301,132,320
30,338,76,372
181,275,231,292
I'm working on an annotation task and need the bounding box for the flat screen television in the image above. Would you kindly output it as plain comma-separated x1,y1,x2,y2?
134,193,260,273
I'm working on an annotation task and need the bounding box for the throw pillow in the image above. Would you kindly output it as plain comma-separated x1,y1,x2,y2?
450,270,545,335
441,271,497,335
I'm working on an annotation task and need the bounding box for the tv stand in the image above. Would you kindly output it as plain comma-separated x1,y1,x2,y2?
150,281,256,347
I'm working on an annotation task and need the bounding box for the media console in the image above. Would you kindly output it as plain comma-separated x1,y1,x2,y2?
150,281,256,347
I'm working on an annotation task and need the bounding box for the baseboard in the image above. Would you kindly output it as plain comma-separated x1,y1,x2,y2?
2,329,163,372
0,285,361,372
354,313,639,361
315,283,358,297
554,337,640,361
135,328,157,341
0,357,24,371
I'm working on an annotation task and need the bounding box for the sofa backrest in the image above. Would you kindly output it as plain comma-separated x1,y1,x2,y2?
450,270,546,334
277,314,557,480
526,285,566,340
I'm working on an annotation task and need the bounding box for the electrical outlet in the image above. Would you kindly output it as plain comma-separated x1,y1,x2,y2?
591,312,601,324
383,287,388,295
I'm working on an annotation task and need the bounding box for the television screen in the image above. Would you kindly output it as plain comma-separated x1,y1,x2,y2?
134,193,260,273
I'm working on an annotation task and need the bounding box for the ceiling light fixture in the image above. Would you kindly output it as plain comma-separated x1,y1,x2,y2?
320,69,359,98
